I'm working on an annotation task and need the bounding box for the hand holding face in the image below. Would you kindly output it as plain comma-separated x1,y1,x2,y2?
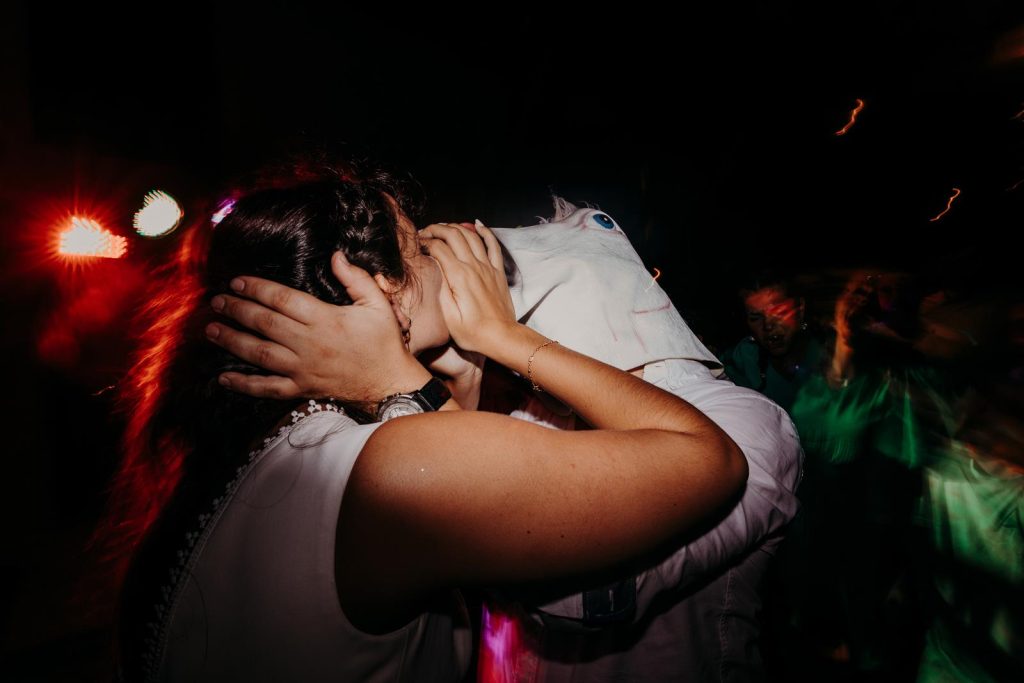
205,251,429,403
418,221,516,355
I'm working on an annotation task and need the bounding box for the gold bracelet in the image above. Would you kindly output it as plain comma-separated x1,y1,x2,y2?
527,340,559,392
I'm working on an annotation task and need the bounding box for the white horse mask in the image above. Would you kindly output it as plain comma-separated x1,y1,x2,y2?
492,198,722,375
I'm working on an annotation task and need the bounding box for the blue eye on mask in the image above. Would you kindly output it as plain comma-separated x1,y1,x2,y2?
592,213,616,230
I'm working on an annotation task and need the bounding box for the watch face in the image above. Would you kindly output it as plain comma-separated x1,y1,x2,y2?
378,396,425,422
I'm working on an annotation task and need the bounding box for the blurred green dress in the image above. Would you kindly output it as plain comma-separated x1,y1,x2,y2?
914,443,1024,683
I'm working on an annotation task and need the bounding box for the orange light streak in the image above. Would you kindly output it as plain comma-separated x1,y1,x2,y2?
835,99,865,136
929,188,962,222
644,267,663,292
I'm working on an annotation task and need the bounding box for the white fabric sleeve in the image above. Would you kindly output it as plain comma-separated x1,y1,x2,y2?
523,362,803,624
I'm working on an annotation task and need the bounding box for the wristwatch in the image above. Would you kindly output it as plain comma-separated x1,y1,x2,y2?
375,377,452,422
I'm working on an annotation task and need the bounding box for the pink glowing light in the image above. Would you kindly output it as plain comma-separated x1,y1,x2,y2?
211,198,236,226
479,603,538,683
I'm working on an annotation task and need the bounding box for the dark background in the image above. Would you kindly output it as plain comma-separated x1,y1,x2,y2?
2,1,1023,678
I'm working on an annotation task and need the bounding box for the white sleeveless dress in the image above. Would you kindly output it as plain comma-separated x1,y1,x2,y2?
144,405,472,682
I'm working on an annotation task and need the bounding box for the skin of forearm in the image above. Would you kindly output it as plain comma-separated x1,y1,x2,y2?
444,368,482,412
447,381,480,411
480,323,730,439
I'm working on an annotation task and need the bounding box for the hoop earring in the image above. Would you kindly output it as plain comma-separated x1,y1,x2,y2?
386,291,413,349
399,304,413,349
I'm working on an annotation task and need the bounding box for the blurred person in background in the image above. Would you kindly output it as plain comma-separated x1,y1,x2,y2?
720,273,826,413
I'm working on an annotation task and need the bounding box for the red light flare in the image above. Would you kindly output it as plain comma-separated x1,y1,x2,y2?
991,25,1024,65
36,264,147,368
835,99,865,136
929,187,962,222
34,201,194,381
57,216,127,259
21,194,128,283
92,227,207,585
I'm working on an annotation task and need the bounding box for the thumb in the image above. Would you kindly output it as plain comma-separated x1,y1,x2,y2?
331,251,388,307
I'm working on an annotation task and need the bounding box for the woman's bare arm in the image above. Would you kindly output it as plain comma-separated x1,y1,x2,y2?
344,381,743,590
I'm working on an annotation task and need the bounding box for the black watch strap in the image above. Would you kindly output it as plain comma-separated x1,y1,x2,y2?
414,376,452,411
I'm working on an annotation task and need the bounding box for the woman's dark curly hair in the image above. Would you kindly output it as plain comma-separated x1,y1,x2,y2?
100,153,424,581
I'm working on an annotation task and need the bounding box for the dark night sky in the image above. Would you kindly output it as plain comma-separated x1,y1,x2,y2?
8,3,1024,304
1,0,1024,667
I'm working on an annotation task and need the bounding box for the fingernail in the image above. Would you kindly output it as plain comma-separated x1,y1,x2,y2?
218,375,232,388
335,251,349,264
211,295,225,312
205,323,220,339
474,219,486,229
230,278,245,292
